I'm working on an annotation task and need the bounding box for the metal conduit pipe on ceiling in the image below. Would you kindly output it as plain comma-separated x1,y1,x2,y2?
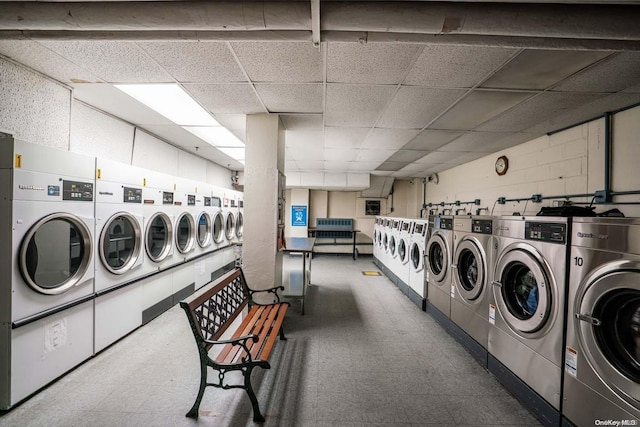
1,1,640,44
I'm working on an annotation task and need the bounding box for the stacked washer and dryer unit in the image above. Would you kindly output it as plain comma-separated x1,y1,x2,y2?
1,138,96,410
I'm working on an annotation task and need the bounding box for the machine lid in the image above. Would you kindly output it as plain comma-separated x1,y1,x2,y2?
99,212,142,274
19,212,93,295
493,247,552,334
145,212,173,262
426,233,449,284
196,212,212,248
224,211,236,240
577,267,640,402
454,239,486,301
176,212,196,254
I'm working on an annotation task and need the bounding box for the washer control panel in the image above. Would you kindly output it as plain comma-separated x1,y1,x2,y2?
123,187,142,203
472,219,492,235
525,221,566,244
62,180,94,201
439,217,453,230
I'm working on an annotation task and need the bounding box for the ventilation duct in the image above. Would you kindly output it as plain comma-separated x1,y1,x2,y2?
361,175,394,198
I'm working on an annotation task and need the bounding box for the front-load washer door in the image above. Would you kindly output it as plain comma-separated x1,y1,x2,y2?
175,212,196,254
453,238,486,301
389,235,397,258
235,212,243,238
383,233,389,252
427,232,449,285
410,242,424,272
493,245,552,335
196,212,212,248
20,213,93,295
225,211,236,241
212,211,224,244
99,212,143,274
576,264,640,406
145,212,173,262
398,238,409,265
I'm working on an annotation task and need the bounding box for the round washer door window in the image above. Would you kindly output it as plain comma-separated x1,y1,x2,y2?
427,233,449,285
577,267,640,404
398,239,407,263
494,248,551,334
20,213,93,295
176,212,195,254
212,211,224,243
196,212,212,248
145,212,173,262
236,212,244,238
410,242,423,271
389,236,397,256
454,239,486,301
225,212,236,240
100,212,142,274
383,233,389,251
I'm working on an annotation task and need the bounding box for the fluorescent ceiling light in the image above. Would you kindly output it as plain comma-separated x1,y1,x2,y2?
114,84,219,126
218,147,245,162
183,126,244,148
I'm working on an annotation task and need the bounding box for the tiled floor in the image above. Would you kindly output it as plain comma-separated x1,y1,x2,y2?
0,256,541,426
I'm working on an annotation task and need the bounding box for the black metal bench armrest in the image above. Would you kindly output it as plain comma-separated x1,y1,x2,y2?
248,285,285,304
204,334,259,363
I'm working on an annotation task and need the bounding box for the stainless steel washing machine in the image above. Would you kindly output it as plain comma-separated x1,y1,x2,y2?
563,217,640,426
450,215,493,367
489,215,570,425
426,215,454,322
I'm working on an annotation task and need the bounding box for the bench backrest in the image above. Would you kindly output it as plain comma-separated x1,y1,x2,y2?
180,269,250,348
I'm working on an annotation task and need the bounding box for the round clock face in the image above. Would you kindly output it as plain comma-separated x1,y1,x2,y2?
495,156,508,175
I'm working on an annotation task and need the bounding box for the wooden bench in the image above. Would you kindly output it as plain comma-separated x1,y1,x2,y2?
180,268,290,423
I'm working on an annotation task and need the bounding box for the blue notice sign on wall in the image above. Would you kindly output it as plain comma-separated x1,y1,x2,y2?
291,205,308,227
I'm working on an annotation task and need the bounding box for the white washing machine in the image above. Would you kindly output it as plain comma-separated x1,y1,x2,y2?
141,170,176,274
450,215,493,367
489,216,570,426
0,137,95,409
194,182,214,258
210,188,226,250
234,191,244,244
94,159,145,352
426,215,454,322
222,190,237,246
173,179,197,262
395,219,413,289
563,217,640,425
408,218,429,310
373,216,382,262
385,218,402,285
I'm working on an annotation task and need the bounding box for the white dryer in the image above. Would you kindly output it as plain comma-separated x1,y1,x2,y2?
222,190,237,246
194,183,214,258
489,216,569,426
94,159,146,352
235,192,244,244
373,216,382,262
450,215,493,367
408,218,429,310
426,215,454,323
173,179,197,261
141,170,176,273
0,137,95,409
210,190,227,250
395,219,413,290
563,217,640,425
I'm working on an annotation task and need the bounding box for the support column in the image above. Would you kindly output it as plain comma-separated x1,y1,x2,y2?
243,114,285,291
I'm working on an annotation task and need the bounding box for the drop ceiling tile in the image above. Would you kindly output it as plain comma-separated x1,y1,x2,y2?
484,132,542,153
372,171,395,177
553,52,640,94
386,150,430,163
323,161,353,171
230,42,322,83
0,41,101,84
436,132,510,152
402,130,465,150
324,148,359,162
361,128,421,150
143,124,216,154
356,149,397,162
213,114,246,132
281,114,323,130
137,41,245,83
376,162,408,171
396,163,429,174
325,84,396,127
377,87,466,128
481,49,612,90
183,83,265,114
287,145,323,160
327,42,422,85
255,84,323,113
72,83,174,126
445,152,486,165
285,130,324,149
324,127,370,149
526,93,640,134
415,151,465,164
296,160,325,170
431,90,534,130
39,41,173,83
404,45,517,88
476,92,605,133
349,161,382,171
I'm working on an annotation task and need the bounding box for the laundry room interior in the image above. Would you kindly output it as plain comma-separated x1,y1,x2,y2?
2,2,640,426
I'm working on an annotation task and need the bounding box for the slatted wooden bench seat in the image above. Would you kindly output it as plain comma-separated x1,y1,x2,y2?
180,268,289,423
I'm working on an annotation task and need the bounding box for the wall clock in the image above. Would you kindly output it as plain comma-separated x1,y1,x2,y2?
495,155,509,176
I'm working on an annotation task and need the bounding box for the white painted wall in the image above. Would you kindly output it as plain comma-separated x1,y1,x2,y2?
0,56,233,189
